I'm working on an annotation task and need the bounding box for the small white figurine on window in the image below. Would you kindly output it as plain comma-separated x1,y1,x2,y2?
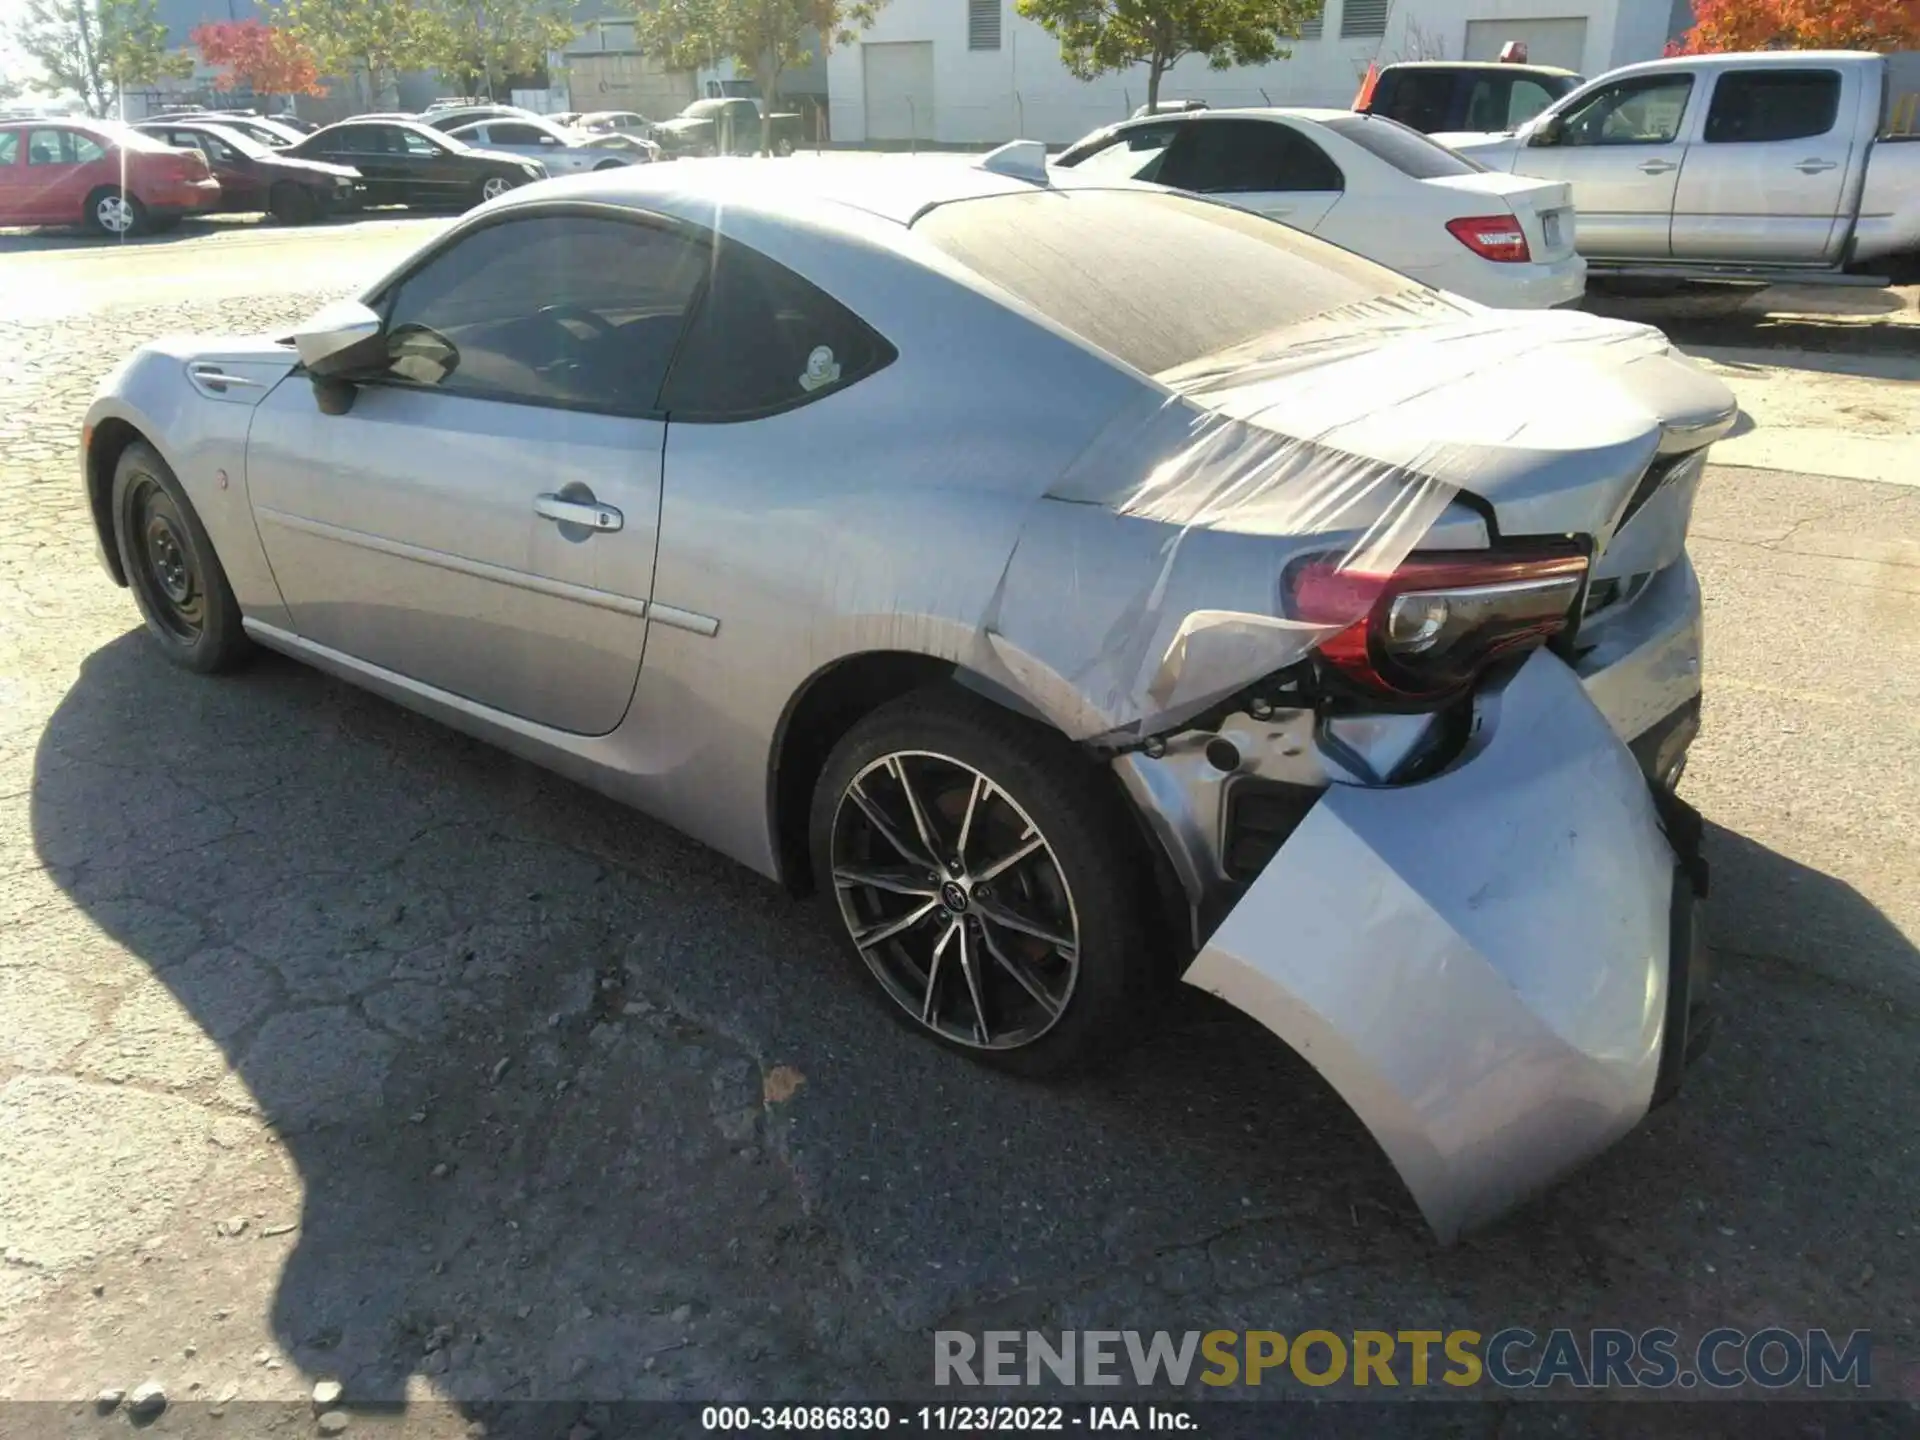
798,344,841,392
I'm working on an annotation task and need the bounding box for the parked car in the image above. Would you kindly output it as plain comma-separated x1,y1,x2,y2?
420,104,538,133
271,113,320,134
135,120,360,223
1358,61,1583,135
1056,108,1585,307
577,110,655,139
1433,50,1920,285
549,111,583,128
0,118,219,235
80,145,1724,1241
652,97,803,157
445,116,649,173
577,131,664,164
282,118,544,210
161,112,307,149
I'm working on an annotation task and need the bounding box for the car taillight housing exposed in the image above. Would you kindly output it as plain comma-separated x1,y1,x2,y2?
1445,214,1531,263
1285,545,1588,701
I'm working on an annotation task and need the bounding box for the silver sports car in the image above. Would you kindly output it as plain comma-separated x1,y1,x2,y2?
81,144,1734,1240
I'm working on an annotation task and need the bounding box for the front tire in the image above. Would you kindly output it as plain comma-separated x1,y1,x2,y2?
809,687,1162,1078
270,181,317,224
111,441,252,674
474,174,517,206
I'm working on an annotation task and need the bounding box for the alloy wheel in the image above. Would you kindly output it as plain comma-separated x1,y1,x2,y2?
830,751,1080,1050
96,193,135,234
481,176,515,200
127,478,205,643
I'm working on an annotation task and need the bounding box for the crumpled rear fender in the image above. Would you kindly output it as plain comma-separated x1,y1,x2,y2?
1183,648,1674,1241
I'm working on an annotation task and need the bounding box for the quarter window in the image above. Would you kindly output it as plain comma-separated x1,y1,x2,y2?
490,122,549,145
1157,119,1344,193
1556,75,1693,146
0,133,17,165
658,241,897,420
374,212,710,415
1059,122,1179,181
1703,69,1841,144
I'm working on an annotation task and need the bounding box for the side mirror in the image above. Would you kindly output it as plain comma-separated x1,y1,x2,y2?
1528,114,1564,147
295,298,383,376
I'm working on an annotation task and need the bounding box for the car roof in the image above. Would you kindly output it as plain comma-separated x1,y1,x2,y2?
1379,60,1582,77
490,153,1143,229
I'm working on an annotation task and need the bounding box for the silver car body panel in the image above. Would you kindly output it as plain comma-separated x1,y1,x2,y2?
82,160,1728,1235
1184,648,1673,1241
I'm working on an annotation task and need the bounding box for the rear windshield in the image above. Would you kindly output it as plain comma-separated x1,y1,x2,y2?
913,188,1418,377
1319,115,1485,178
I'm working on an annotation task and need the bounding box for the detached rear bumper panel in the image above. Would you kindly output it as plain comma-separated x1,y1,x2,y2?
1183,649,1675,1242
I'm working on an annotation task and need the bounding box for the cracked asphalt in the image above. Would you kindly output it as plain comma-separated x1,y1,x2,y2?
0,214,1916,1432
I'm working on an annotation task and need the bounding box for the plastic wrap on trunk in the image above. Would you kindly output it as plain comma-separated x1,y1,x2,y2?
967,294,1724,744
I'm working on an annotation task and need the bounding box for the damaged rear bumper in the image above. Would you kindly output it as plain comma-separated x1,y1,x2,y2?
1182,648,1708,1241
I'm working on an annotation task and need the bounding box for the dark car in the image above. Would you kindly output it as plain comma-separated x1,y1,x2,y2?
135,120,359,222
652,97,803,157
1358,61,1583,135
283,118,544,210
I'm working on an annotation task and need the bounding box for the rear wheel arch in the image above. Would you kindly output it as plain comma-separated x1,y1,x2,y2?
769,652,1190,955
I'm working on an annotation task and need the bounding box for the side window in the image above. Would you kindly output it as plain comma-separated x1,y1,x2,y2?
1376,70,1455,133
1062,122,1178,181
1160,120,1344,194
71,134,107,164
0,133,17,166
1703,69,1841,144
375,213,709,414
659,241,898,421
1558,75,1694,146
1508,79,1557,127
491,123,546,145
330,127,373,154
27,130,72,164
399,128,441,157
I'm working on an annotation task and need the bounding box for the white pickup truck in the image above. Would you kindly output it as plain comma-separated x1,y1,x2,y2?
1434,50,1920,286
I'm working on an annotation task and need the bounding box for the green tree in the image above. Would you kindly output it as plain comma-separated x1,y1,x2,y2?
278,0,440,110
1014,0,1318,112
632,0,887,153
19,0,192,116
426,0,577,101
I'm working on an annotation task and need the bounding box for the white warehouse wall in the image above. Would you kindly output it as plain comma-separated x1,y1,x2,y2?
827,0,1673,145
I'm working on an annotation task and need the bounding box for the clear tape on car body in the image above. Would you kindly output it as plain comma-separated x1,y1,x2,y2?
970,293,1682,745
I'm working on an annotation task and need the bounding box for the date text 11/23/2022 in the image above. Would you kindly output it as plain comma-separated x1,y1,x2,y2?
701,1408,1191,1431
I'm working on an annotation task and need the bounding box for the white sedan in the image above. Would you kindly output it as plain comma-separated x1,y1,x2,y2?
1056,107,1585,309
444,116,658,175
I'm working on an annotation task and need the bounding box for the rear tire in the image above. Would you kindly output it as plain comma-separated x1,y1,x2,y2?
270,181,317,224
84,186,146,237
111,441,252,674
809,686,1163,1078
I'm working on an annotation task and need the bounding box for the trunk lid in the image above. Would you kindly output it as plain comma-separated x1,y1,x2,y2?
1422,171,1576,262
1153,302,1737,545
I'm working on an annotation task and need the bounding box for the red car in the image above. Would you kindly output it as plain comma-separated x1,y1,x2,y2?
0,119,220,237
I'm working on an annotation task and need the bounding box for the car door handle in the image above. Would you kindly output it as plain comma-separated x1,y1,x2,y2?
1793,158,1838,174
1637,160,1677,174
534,493,623,532
186,362,264,395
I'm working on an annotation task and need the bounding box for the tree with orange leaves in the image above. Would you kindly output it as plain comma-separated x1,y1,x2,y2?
1672,0,1920,53
190,18,327,100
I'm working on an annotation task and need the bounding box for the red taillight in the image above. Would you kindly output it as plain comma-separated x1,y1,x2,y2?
1285,546,1588,700
1445,214,1532,263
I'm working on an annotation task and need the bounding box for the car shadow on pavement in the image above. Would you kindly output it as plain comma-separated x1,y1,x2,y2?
26,629,1920,1409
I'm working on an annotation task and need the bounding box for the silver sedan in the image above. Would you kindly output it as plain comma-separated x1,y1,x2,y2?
80,147,1733,1241
445,116,657,173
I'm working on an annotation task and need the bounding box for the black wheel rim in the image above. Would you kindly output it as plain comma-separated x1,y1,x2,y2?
831,751,1080,1051
128,478,205,643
